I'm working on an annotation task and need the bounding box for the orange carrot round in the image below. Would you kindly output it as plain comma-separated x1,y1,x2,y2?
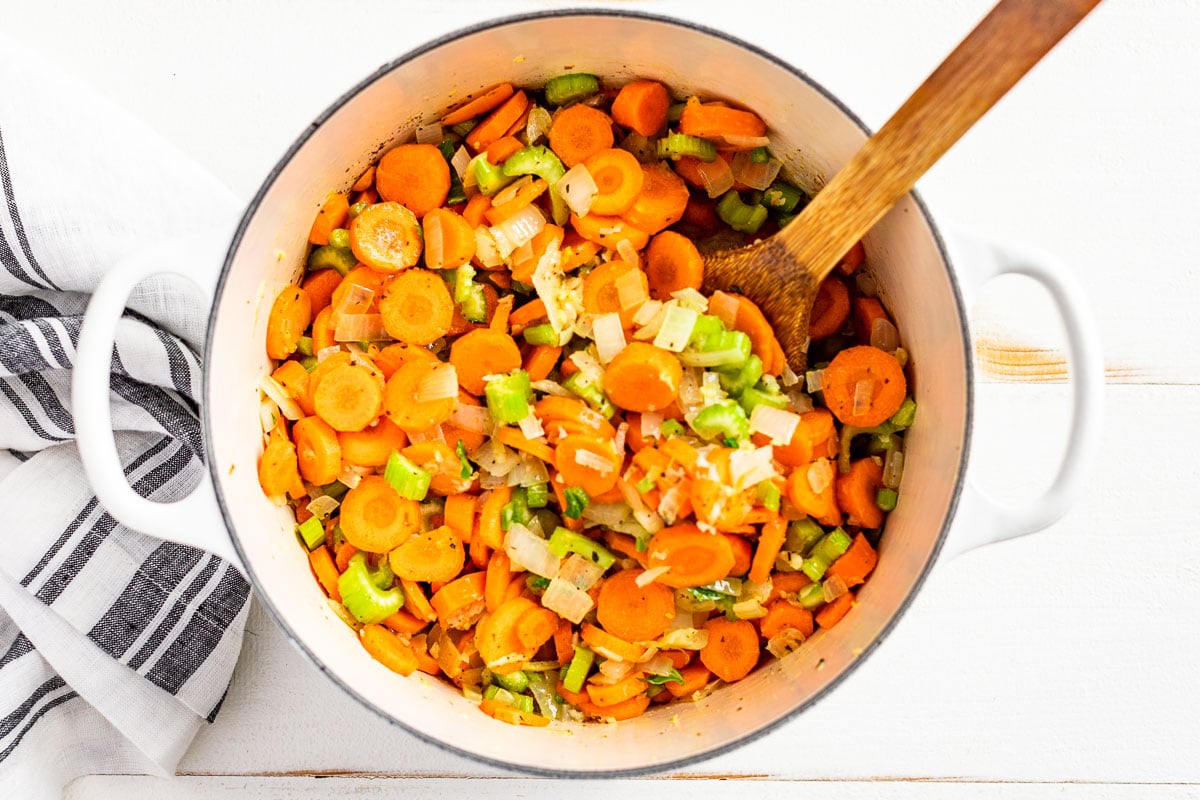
825,532,878,589
308,192,350,246
479,697,552,727
731,294,785,376
430,570,486,629
265,285,312,360
581,259,647,328
379,268,454,345
258,436,305,499
611,80,670,137
596,568,676,642
786,459,843,528
665,663,712,698
770,408,836,468
443,494,477,542
821,345,907,427
759,601,814,641
337,417,408,468
621,162,689,234
374,341,438,379
644,230,704,301
586,672,647,707
383,359,459,432
577,691,651,721
836,458,886,529
375,144,451,219
272,360,313,415
583,148,645,216
350,201,423,273
360,624,419,676
645,524,736,588
448,328,521,395
535,396,617,438
725,534,753,577
554,434,622,497
679,103,767,141
809,276,851,340
441,82,515,126
699,617,759,683
339,475,421,552
312,363,384,432
311,307,335,353
603,343,682,414
815,591,855,629
389,525,465,583
292,415,342,486
523,344,562,384
422,207,477,270
547,103,615,168
580,622,651,663
569,211,650,252
515,606,560,651
302,268,343,316
475,596,538,671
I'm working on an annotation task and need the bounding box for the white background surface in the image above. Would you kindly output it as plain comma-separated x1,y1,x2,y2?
6,0,1198,796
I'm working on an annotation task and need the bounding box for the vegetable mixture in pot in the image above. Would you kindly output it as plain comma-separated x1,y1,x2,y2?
257,72,915,727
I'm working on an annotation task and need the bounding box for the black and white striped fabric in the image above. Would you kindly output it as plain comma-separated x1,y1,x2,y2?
0,35,250,798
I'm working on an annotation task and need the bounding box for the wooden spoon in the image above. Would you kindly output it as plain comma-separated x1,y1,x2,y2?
702,0,1101,372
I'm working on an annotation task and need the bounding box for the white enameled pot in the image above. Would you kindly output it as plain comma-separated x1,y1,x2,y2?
71,10,1103,776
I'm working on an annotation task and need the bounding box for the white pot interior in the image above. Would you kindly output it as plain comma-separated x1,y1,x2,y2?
207,12,970,774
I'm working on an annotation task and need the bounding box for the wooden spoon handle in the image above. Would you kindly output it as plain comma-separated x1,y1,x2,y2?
779,0,1101,281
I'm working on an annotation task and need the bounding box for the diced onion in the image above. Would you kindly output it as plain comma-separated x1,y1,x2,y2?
569,348,603,379
517,412,545,440
707,291,740,329
731,599,768,619
526,105,553,145
557,163,598,217
633,302,668,340
449,403,490,433
472,438,519,476
259,398,279,435
855,271,879,298
883,449,905,490
636,566,671,587
640,412,663,439
581,501,631,527
506,453,551,487
700,371,727,407
823,574,849,602
695,157,734,199
870,317,901,352
653,304,699,352
616,238,640,269
306,495,339,519
490,204,546,257
415,121,444,145
766,628,807,659
632,299,663,327
677,367,704,409
613,422,628,456
595,658,637,684
779,362,801,387
452,146,472,182
530,379,573,398
407,425,446,444
504,523,561,578
728,446,778,491
642,654,676,677
719,134,771,149
574,447,616,474
541,577,594,623
787,391,815,415
474,227,504,268
658,627,708,650
592,312,627,364
807,460,833,494
338,465,369,489
749,404,801,445
415,363,459,402
316,345,341,363
332,284,375,319
670,287,708,313
259,375,303,421
852,378,875,417
492,175,534,207
559,554,604,591
658,485,687,525
730,150,783,191
805,369,825,393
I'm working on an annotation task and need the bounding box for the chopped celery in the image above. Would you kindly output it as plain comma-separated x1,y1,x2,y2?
890,396,917,429
562,645,595,693
526,482,550,509
761,181,807,214
717,354,763,396
667,102,687,123
338,552,404,624
384,451,432,501
690,399,750,442
756,481,781,512
472,154,517,196
656,133,717,162
797,581,826,610
801,528,853,581
659,419,685,438
453,264,477,303
680,329,752,368
636,475,655,493
739,383,790,415
348,200,370,219
562,371,615,418
455,439,474,479
485,370,532,424
786,518,825,555
502,146,568,224
328,228,351,250
876,487,899,512
749,146,771,164
687,314,726,348
300,356,318,372
522,323,559,346
560,487,590,521
544,73,601,106
513,694,536,715
307,244,357,275
501,487,532,532
548,526,614,569
450,120,477,137
716,190,768,234
296,516,325,551
296,336,314,357
460,284,488,324
493,669,531,694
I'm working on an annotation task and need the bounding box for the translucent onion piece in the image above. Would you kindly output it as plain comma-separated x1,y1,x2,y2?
474,227,504,268
526,105,553,145
870,317,901,352
259,398,279,435
415,121,444,145
449,403,490,433
407,425,446,444
613,422,628,456
332,284,375,319
517,412,545,440
530,379,573,398
616,238,640,270
731,599,768,619
620,131,658,163
653,304,699,352
677,367,704,409
700,371,727,407
541,577,594,623
492,175,534,207
316,346,341,363
592,312,627,364
632,299,663,327
642,654,675,677
657,627,708,650
490,204,546,258
807,459,833,494
557,163,598,217
504,522,561,578
617,477,664,534
730,151,783,191
632,302,668,340
695,157,734,199
883,449,905,490
636,566,671,588
749,404,801,445
640,412,663,439
472,438,519,476
707,291,740,329
559,554,604,591
416,363,459,402
729,446,778,491
581,501,631,527
259,375,303,421
855,271,879,298
306,494,339,520
568,348,603,379
461,686,484,703
338,465,368,489
507,452,551,486
670,287,708,313
779,362,801,387
805,369,825,394
787,391,815,415
766,628,807,659
479,471,507,490
596,658,636,683
658,485,687,525
334,313,389,343
852,378,875,417
452,145,472,182
823,574,849,603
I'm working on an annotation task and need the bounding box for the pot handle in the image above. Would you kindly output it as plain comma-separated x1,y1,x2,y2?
72,233,244,571
942,229,1104,558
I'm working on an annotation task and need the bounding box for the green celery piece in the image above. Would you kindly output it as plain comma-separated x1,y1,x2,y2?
690,399,750,442
656,133,717,162
562,645,595,693
786,518,825,555
658,419,685,438
501,146,568,224
485,370,532,424
300,356,318,372
460,284,488,323
473,155,517,196
296,516,325,551
348,200,369,219
739,384,790,415
328,228,351,250
501,487,532,532
666,102,687,123
876,487,899,512
493,669,530,694
526,575,551,593
749,146,771,164
687,314,726,348
717,354,763,396
544,73,600,106
522,323,559,346
307,245,357,276
756,480,781,512
796,581,826,609
560,487,590,521
889,396,917,429
384,451,432,501
562,371,615,418
296,336,314,357
716,190,768,234
635,475,655,493
453,265,477,304
548,526,614,569
513,694,535,715
761,181,806,214
525,482,550,509
338,553,404,624
455,440,474,479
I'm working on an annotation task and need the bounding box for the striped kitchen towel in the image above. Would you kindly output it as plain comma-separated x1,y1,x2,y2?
0,33,250,798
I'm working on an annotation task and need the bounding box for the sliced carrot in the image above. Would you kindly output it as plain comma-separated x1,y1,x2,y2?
679,103,767,141
374,341,438,379
586,672,647,707
730,294,785,376
484,552,513,614
603,530,649,568
523,344,562,383
292,415,342,485
665,663,712,698
470,536,490,571
478,486,512,551
430,570,486,629
725,533,753,577
621,162,689,234
302,268,343,316
412,638,441,676
786,460,843,528
577,692,650,721
509,298,548,335
389,525,465,583
768,571,812,603
659,437,700,475
466,90,529,153
537,396,617,438
352,166,376,193
815,591,855,629
516,606,560,651
350,201,423,272
337,416,408,467
462,192,493,228
382,608,430,635
560,231,601,272
442,82,515,126
379,268,454,345
475,596,538,670
553,619,574,665
443,391,487,454
495,426,556,464
422,207,476,270
330,266,387,316
809,276,851,340
339,475,421,552
312,363,383,432
486,135,525,166
554,434,622,497
375,144,451,219
547,103,615,167
836,458,886,529
308,192,350,246
265,285,313,360
502,104,532,139
603,342,683,414
581,259,647,328
580,622,651,663
826,532,879,589
311,307,336,353
489,294,514,334
382,359,458,432
360,623,418,676
611,80,670,137
569,211,650,252
699,617,758,683
644,230,704,301
838,240,866,276
308,546,341,601
691,478,752,531
759,601,814,641
272,360,313,415
771,408,836,468
645,524,736,588
821,345,907,427
480,697,551,727
448,328,522,395
748,515,787,584
403,440,470,496
852,295,892,346
583,148,645,216
444,494,477,542
596,568,675,642
485,177,549,226
400,578,438,623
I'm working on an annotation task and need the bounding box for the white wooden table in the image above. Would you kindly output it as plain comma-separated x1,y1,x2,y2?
10,0,1196,796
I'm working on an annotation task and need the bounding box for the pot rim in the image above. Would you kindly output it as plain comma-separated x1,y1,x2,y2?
204,6,974,778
